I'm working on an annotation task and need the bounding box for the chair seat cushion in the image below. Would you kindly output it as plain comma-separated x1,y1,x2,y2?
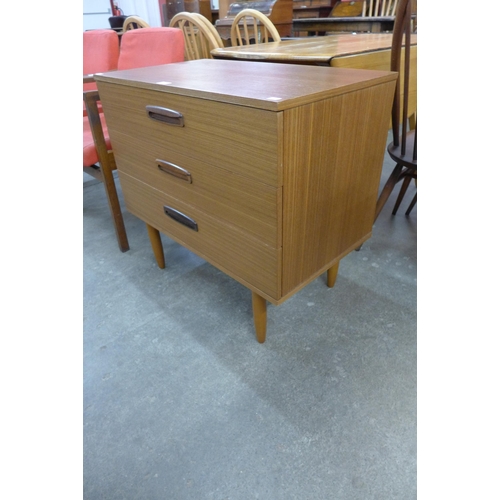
83,113,111,167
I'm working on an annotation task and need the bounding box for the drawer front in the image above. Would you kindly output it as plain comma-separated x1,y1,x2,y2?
120,172,281,299
111,129,282,248
98,82,283,187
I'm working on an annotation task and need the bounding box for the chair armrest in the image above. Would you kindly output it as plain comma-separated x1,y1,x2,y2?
83,89,117,170
83,74,95,84
84,90,107,153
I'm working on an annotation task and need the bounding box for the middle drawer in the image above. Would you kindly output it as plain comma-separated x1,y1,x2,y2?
112,130,282,249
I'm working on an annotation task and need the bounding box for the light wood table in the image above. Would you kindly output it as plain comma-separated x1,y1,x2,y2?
212,33,417,118
95,59,397,343
211,33,415,66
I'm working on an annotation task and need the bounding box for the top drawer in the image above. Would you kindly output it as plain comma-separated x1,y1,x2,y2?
98,82,283,187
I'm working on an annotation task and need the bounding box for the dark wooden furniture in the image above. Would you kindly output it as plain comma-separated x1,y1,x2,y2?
331,0,364,16
375,0,417,218
95,59,396,342
292,0,334,19
215,0,293,42
292,15,394,34
292,0,401,36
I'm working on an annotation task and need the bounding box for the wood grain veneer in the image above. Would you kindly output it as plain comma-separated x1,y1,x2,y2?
96,59,397,111
281,81,395,296
98,83,282,186
104,130,282,248
95,60,397,340
332,46,417,119
120,172,281,299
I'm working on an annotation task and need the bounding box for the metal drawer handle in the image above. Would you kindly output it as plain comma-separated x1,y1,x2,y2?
163,206,198,231
157,159,192,183
146,105,184,127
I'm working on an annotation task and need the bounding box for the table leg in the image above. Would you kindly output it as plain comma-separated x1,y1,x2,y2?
327,262,339,288
146,223,165,269
252,292,267,343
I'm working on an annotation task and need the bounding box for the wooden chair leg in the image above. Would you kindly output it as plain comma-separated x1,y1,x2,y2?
252,292,267,343
327,261,339,288
374,163,403,222
84,90,129,252
392,174,412,215
146,224,165,269
409,113,416,131
100,162,129,253
405,193,417,215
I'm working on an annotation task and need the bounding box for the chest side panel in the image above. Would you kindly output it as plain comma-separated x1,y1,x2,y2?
281,80,396,297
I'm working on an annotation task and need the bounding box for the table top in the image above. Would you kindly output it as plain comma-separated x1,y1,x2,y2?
211,33,417,65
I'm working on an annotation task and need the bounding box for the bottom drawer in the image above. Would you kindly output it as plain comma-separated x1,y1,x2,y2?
120,172,281,299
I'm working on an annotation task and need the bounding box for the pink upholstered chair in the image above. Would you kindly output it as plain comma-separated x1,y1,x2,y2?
83,30,119,115
117,27,185,69
83,28,185,252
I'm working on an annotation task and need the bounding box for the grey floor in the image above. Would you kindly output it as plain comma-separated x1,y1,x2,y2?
83,143,417,499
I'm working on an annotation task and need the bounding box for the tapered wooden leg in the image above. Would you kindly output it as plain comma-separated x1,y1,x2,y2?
84,91,129,253
252,292,267,343
99,158,129,253
409,113,417,131
392,175,412,215
374,163,403,222
405,193,417,215
327,262,339,288
146,224,165,269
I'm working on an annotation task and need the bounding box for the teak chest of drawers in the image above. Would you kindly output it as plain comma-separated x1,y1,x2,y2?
95,59,397,343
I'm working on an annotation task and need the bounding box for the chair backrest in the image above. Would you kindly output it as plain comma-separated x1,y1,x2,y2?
117,27,185,70
390,0,415,160
122,15,150,31
363,0,399,17
83,30,119,92
230,9,281,46
191,13,225,49
170,12,224,61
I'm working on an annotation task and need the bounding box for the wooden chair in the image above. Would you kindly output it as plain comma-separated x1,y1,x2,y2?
83,28,185,252
122,15,150,31
170,12,224,60
230,9,281,46
83,29,119,116
191,13,225,48
374,0,416,219
83,30,127,251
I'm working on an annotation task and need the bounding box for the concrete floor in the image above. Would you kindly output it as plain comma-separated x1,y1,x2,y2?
83,144,417,499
